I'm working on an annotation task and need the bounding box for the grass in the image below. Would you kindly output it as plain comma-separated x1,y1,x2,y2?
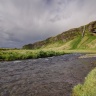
69,35,96,50
77,35,96,49
40,34,96,51
0,48,96,61
0,49,65,61
70,36,82,49
72,68,96,96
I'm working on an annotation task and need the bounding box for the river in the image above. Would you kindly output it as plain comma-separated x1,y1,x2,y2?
0,54,96,96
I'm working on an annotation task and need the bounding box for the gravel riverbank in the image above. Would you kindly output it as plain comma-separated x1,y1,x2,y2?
0,54,96,96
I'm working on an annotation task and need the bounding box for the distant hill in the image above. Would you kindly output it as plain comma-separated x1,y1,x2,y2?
23,21,96,50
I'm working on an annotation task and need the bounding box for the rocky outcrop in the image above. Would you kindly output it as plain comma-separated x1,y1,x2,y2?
23,21,96,49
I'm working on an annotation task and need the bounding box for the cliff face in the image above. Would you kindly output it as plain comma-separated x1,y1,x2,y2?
23,21,96,49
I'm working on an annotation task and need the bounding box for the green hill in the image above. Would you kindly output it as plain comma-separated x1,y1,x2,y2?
23,21,96,50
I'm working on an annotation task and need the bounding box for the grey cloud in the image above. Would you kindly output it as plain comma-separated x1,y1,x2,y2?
0,0,96,48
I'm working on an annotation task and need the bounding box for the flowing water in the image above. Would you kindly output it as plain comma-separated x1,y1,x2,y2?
0,54,96,96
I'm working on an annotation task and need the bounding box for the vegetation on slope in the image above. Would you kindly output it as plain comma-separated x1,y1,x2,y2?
69,34,96,50
72,68,96,96
23,21,96,49
39,34,96,51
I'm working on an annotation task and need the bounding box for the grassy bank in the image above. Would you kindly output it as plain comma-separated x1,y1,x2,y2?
0,48,96,61
72,68,96,96
0,49,65,61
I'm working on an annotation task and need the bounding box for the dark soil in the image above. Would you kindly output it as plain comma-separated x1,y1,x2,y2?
0,54,96,96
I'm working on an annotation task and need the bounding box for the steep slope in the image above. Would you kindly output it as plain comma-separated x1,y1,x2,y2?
23,21,96,50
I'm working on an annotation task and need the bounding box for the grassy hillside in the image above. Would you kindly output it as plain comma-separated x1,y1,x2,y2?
24,34,96,51
69,34,96,50
23,21,96,50
40,34,96,51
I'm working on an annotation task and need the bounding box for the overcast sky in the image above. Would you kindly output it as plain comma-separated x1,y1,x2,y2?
0,0,96,48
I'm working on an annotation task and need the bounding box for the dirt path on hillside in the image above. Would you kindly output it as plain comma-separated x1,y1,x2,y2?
0,54,96,96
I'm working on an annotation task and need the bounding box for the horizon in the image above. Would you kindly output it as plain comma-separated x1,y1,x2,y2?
0,0,96,48
0,20,95,49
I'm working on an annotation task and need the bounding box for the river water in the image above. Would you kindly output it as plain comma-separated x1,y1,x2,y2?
0,54,96,96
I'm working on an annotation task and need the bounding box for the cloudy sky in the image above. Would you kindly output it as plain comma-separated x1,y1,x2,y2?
0,0,96,48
